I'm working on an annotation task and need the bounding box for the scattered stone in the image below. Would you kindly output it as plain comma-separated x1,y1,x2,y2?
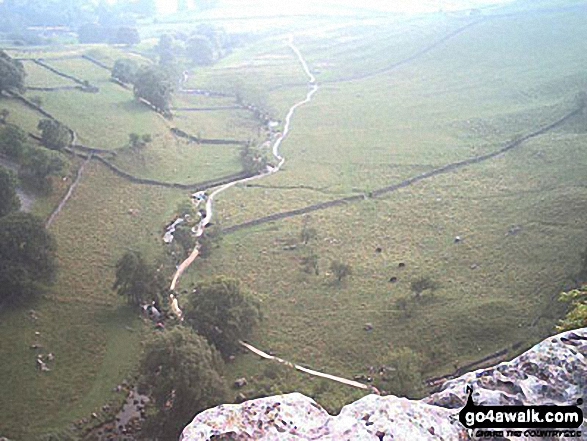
282,244,297,251
398,262,406,268
91,412,98,419
454,236,462,243
236,393,248,403
375,247,382,253
470,263,478,270
34,331,41,336
388,277,398,283
234,378,248,389
507,225,522,236
364,323,373,332
228,355,236,362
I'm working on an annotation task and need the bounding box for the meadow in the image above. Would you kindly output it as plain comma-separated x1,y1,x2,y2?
1,1,586,438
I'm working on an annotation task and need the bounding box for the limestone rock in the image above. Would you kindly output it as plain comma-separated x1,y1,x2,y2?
181,328,587,440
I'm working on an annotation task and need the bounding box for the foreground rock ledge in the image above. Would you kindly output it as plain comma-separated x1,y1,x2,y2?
181,329,587,440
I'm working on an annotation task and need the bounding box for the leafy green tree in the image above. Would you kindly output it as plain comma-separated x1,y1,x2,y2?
185,276,261,357
19,146,68,191
0,50,25,94
133,65,174,114
139,327,228,441
37,119,70,151
0,124,29,159
330,260,352,283
375,347,424,397
111,58,139,84
113,251,163,306
0,212,56,305
0,168,20,217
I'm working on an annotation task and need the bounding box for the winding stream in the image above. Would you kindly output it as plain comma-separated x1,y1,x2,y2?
167,37,379,393
169,36,318,294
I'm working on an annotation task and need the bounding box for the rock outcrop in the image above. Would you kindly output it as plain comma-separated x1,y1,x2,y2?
181,328,587,440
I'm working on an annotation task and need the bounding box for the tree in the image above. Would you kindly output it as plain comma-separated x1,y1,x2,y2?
111,58,139,84
240,143,270,175
0,168,20,217
37,119,70,151
139,327,228,441
127,132,152,150
197,226,222,259
300,252,319,275
185,276,262,357
0,124,29,159
156,34,178,66
330,260,352,283
19,146,68,191
185,35,215,65
0,212,56,305
0,50,25,94
410,276,438,301
300,223,317,245
115,26,140,45
78,23,110,44
374,348,424,397
113,251,163,306
133,65,174,114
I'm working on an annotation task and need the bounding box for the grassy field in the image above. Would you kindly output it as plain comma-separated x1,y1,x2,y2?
181,5,587,408
0,162,188,439
1,1,586,438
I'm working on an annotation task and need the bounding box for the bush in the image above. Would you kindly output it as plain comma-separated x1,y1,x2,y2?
410,276,438,300
557,285,587,331
330,260,352,283
374,347,424,398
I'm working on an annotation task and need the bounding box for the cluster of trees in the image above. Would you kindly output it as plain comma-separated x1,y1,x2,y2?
0,0,155,36
155,25,231,67
112,251,262,439
0,122,69,192
112,57,176,114
78,23,141,45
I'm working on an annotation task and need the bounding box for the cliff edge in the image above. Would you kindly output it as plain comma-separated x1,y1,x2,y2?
181,328,587,440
